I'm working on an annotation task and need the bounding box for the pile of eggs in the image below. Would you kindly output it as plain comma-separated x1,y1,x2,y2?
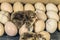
0,2,60,40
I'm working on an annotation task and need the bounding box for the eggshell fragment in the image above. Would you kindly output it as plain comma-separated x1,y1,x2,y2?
47,11,59,21
46,3,58,12
1,2,13,13
35,20,45,33
35,10,47,21
13,2,23,12
5,21,17,36
46,19,57,33
24,3,35,11
19,24,28,35
0,23,4,36
39,31,50,40
35,2,46,12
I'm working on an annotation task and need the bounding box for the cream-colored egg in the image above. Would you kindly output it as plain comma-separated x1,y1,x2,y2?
0,23,4,36
47,11,59,21
58,21,60,31
5,21,17,36
35,20,45,33
46,19,57,33
39,31,50,40
35,2,45,12
1,2,13,13
58,4,60,11
19,24,28,35
24,3,35,11
13,2,23,12
35,10,47,21
46,3,58,12
0,11,10,24
59,12,60,20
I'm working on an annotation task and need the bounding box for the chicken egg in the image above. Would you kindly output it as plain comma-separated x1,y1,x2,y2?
13,2,23,12
46,19,57,33
47,11,59,21
0,23,4,36
35,10,47,21
1,2,13,13
58,21,60,31
46,3,58,12
24,3,35,11
35,20,45,33
5,21,18,36
0,11,10,24
19,24,28,35
35,2,46,12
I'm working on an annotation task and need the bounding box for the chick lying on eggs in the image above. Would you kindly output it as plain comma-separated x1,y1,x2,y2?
11,11,36,34
19,31,50,40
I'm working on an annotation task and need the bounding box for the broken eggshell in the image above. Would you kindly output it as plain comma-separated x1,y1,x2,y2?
46,3,58,12
0,11,10,24
35,2,46,12
35,10,47,21
46,19,57,33
5,21,18,36
13,2,23,12
24,3,35,11
1,2,13,13
0,23,4,36
35,20,45,33
47,11,59,21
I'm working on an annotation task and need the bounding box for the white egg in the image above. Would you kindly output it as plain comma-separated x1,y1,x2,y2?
35,2,46,12
46,19,57,33
0,23,4,36
24,3,35,11
5,21,17,36
35,20,45,33
19,24,28,35
39,31,50,40
46,3,58,12
1,2,13,13
47,11,59,21
58,21,60,31
35,10,47,21
13,2,23,12
0,11,10,24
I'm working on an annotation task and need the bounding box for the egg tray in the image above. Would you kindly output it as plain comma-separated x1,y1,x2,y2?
0,31,58,40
